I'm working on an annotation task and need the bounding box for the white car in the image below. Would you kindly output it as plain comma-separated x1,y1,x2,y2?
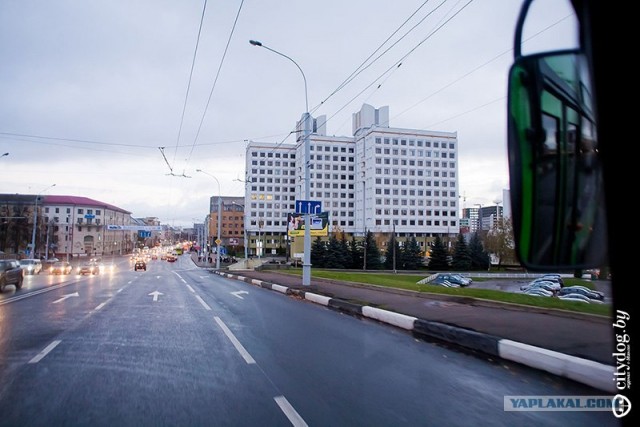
520,280,561,292
19,259,42,275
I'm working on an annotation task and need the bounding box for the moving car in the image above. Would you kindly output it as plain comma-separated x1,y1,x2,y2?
1,259,24,292
19,258,43,275
49,261,73,275
166,255,177,262
77,262,99,275
134,260,146,271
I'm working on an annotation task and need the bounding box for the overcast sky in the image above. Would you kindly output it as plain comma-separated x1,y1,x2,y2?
0,0,577,227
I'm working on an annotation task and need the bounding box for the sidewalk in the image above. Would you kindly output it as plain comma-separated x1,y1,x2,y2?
192,256,615,393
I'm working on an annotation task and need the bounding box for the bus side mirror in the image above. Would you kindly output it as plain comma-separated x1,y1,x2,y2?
507,50,607,270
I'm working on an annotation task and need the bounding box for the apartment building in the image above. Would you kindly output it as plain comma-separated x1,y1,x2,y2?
243,104,461,255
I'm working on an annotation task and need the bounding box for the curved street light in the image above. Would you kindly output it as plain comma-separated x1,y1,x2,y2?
250,39,313,287
196,169,222,270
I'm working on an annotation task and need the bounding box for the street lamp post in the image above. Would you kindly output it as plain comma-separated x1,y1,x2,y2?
196,170,222,270
30,184,56,258
250,39,312,286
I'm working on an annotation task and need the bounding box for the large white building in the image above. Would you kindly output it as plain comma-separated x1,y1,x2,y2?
244,104,460,255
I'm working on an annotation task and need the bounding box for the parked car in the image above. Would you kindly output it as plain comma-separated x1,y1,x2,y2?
77,262,99,275
523,288,554,297
558,294,594,303
434,273,471,287
134,260,147,271
427,278,460,288
1,259,24,292
520,280,561,293
558,286,604,301
19,258,43,275
49,261,73,275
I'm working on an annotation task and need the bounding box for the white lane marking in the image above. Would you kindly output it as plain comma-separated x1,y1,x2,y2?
95,302,107,311
0,282,70,306
231,290,249,299
28,340,62,364
214,316,255,364
117,288,124,293
274,396,309,427
52,292,79,304
186,284,195,293
195,295,211,311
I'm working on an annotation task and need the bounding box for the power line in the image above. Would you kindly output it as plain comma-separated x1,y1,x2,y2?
183,0,246,172
171,0,209,171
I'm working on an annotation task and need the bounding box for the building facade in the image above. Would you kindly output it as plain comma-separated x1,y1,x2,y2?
206,196,245,253
243,104,461,256
0,194,136,259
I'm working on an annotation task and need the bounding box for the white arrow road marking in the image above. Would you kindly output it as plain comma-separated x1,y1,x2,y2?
148,291,163,302
52,292,79,304
231,290,249,299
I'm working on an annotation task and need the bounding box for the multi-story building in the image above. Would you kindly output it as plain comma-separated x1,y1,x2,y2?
0,194,136,259
243,104,461,256
462,205,504,233
206,196,245,254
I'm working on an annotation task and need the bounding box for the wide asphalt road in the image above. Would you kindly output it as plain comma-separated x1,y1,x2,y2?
0,255,619,426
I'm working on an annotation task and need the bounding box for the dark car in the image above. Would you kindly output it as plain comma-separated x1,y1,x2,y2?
434,273,472,287
134,260,146,271
77,262,99,275
1,259,24,292
49,261,72,275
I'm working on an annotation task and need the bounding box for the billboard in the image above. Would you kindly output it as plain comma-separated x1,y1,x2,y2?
287,212,329,237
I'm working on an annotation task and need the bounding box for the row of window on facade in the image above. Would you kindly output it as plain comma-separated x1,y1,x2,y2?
44,207,102,216
375,149,455,159
251,151,296,158
43,216,101,225
374,138,455,149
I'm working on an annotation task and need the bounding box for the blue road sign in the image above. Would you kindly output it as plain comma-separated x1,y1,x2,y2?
295,200,322,214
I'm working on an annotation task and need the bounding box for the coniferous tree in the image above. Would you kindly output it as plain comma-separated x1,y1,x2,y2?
469,232,491,270
348,235,363,269
451,234,472,271
383,234,400,270
339,234,350,268
325,234,348,268
363,231,383,270
428,235,449,271
402,236,423,270
310,237,327,268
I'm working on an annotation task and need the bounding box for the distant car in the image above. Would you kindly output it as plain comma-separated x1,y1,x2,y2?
166,255,177,263
49,261,72,275
433,273,471,287
134,260,146,271
558,294,593,303
77,262,99,275
19,258,43,275
523,288,554,297
558,286,604,301
520,280,561,293
1,259,24,292
427,277,460,288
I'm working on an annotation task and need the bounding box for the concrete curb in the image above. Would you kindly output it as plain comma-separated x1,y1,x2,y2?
214,271,615,393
